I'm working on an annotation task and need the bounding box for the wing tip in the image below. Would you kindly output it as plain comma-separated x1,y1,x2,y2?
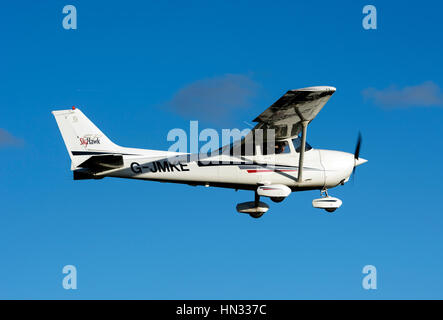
51,108,81,115
290,86,336,93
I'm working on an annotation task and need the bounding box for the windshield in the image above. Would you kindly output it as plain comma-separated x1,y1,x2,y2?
292,137,312,153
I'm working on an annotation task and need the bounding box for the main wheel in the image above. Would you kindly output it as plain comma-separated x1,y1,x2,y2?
271,197,285,203
249,212,265,219
325,208,337,213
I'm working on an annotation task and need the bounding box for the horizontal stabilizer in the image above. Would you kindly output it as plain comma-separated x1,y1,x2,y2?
78,154,124,172
73,169,101,180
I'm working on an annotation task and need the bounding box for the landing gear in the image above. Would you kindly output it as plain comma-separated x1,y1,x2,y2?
236,192,269,218
250,193,265,218
312,188,343,213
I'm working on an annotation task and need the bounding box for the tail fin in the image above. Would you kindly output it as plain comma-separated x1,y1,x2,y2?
52,108,121,170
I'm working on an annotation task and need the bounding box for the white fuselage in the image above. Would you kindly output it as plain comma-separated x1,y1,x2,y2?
99,142,356,192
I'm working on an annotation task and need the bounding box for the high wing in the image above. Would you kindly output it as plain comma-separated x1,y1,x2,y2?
251,86,336,140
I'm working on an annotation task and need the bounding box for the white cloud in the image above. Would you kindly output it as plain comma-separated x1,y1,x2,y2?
166,74,259,123
0,128,23,147
362,81,443,108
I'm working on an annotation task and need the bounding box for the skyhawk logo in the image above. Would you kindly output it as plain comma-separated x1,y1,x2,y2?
79,135,101,147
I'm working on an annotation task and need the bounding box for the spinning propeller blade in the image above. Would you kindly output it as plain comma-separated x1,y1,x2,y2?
352,132,364,181
354,132,362,160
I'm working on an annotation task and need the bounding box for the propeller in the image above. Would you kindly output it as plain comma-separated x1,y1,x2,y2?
354,132,362,160
352,132,363,180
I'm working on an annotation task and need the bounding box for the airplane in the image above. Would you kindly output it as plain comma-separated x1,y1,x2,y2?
52,86,367,218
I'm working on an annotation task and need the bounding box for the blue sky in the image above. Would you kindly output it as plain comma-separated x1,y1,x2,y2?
1,0,443,299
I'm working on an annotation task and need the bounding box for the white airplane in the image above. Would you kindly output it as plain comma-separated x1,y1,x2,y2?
53,86,367,218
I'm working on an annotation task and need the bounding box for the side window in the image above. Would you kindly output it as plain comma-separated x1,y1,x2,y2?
229,139,256,157
262,140,290,155
275,141,290,154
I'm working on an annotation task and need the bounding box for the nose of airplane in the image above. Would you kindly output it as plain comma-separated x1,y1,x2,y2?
354,158,368,167
319,150,355,187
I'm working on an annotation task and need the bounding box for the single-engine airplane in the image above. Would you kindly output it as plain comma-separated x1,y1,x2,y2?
53,86,367,218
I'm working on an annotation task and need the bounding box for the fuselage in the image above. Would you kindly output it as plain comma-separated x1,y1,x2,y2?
100,143,357,192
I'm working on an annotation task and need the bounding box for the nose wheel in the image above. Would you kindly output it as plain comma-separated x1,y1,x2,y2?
312,188,342,213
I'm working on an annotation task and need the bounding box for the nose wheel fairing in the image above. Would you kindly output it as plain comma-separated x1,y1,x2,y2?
312,189,342,212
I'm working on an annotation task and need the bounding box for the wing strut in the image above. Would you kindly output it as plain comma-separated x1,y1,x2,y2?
297,120,309,183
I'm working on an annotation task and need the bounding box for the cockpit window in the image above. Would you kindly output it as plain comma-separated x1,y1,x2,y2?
292,137,312,153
